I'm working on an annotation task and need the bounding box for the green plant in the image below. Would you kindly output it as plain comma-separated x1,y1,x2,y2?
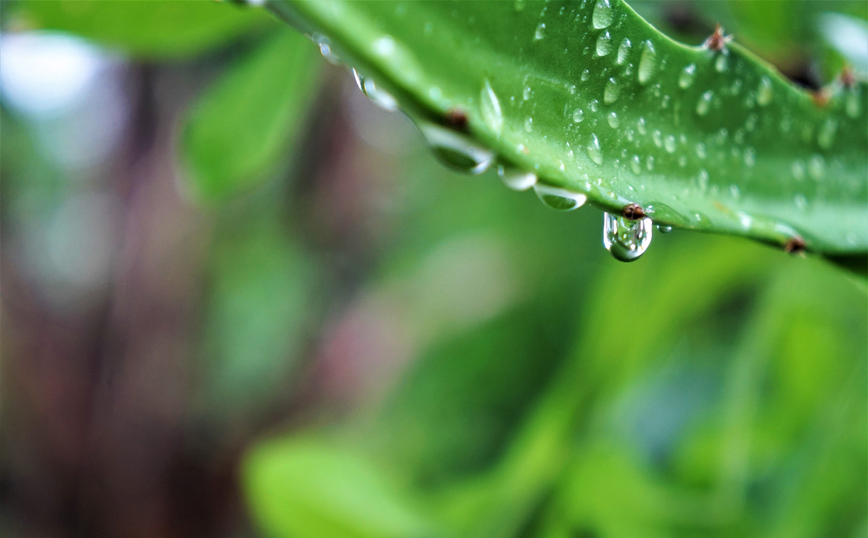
265,0,867,272
4,2,865,538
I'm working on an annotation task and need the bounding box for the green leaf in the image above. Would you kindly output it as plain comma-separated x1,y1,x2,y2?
12,0,270,59
195,213,317,426
181,30,319,201
269,0,867,265
243,437,440,538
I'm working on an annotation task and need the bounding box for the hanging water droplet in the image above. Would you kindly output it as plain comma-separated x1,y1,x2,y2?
572,108,584,122
714,53,727,72
696,91,713,116
596,31,612,56
630,155,641,174
418,123,494,174
480,79,503,138
664,135,676,153
524,116,534,132
592,0,614,29
655,224,673,233
646,155,654,171
586,133,604,165
497,164,537,191
534,23,546,41
652,130,663,147
603,77,620,104
757,76,773,106
695,142,707,158
607,111,619,128
637,117,647,134
581,69,590,82
313,33,340,64
589,99,600,112
617,38,632,65
743,147,756,167
817,118,837,149
679,64,696,88
361,77,398,110
638,40,657,85
522,84,533,101
534,184,588,210
603,212,653,262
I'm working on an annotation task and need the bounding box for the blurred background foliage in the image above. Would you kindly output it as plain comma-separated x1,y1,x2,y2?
0,1,865,538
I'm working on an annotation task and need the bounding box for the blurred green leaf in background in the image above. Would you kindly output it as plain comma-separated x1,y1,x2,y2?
0,1,865,538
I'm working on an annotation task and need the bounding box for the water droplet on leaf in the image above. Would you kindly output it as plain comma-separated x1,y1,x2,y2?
757,76,773,106
638,41,657,85
679,64,696,88
603,77,620,104
817,118,837,149
696,91,713,116
807,154,825,180
791,160,805,180
617,38,631,65
480,79,503,137
587,134,604,165
596,31,612,56
664,135,676,153
592,0,614,29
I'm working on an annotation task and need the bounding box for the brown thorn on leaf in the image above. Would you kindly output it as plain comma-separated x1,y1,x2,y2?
444,108,469,131
784,236,806,255
622,203,646,220
704,24,732,52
